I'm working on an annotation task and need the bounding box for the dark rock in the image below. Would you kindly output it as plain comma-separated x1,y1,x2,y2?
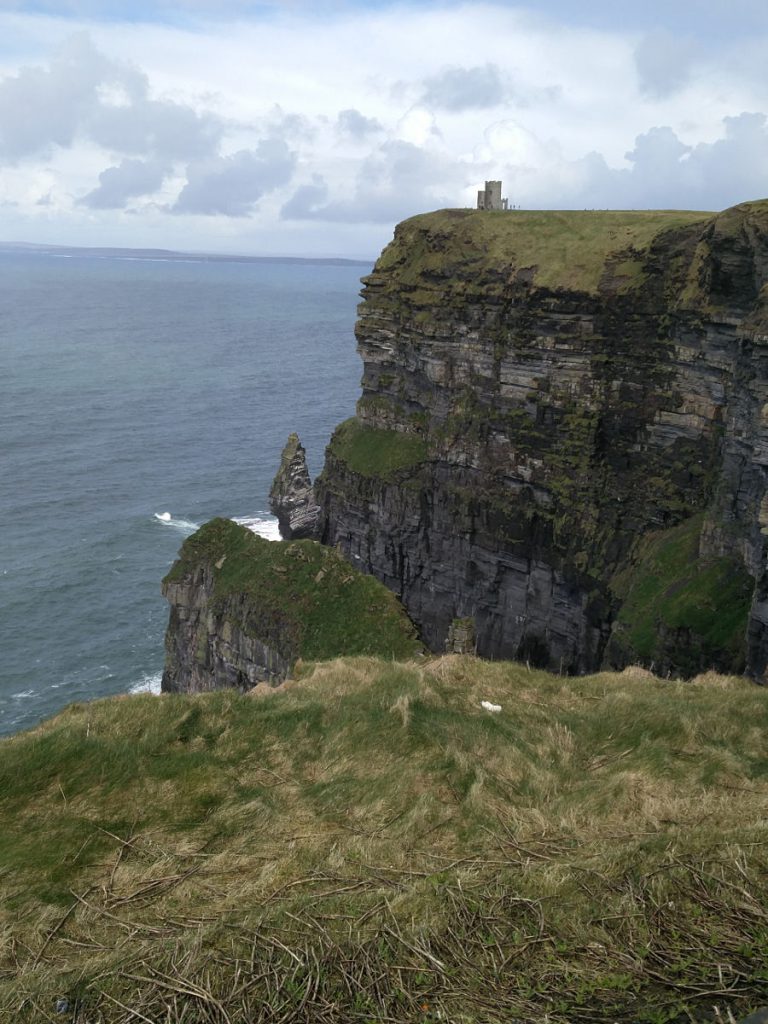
308,201,768,678
445,617,476,654
161,560,291,693
269,432,322,540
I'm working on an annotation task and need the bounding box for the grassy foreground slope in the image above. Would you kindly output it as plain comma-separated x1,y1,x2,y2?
1,657,767,1023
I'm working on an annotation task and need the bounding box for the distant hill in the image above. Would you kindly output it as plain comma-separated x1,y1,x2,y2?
0,239,372,266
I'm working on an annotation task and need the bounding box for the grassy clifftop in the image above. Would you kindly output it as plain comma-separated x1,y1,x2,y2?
1,656,767,1022
163,517,422,664
375,207,713,294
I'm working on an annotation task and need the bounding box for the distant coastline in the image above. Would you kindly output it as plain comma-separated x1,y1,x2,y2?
0,240,372,267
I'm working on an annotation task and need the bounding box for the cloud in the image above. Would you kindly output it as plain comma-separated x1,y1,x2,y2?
0,3,765,256
502,111,768,211
420,63,509,112
281,139,472,224
265,107,316,143
171,139,296,216
625,125,691,176
0,32,223,164
87,97,223,160
0,33,134,161
337,108,382,140
280,176,328,219
634,30,696,98
78,157,168,208
396,107,441,146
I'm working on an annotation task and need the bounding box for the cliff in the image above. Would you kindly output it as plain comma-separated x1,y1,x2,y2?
310,202,768,678
160,517,421,692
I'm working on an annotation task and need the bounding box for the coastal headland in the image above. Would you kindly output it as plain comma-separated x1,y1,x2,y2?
3,204,768,1022
165,201,768,690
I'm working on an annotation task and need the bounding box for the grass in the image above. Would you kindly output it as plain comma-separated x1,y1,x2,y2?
164,518,423,663
1,655,767,1022
375,207,712,295
613,515,753,671
326,417,429,479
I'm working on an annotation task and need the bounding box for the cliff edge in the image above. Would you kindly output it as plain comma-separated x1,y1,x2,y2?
306,202,768,678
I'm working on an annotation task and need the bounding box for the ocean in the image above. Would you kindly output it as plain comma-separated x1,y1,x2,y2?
0,249,368,737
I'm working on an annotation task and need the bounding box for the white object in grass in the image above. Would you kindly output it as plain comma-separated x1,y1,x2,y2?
481,700,502,713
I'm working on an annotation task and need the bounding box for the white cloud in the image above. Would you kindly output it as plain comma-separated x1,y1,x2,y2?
282,139,474,224
634,30,697,99
395,107,441,147
171,139,296,216
79,156,169,208
500,113,768,212
336,108,382,140
420,63,510,112
0,4,765,254
0,31,224,165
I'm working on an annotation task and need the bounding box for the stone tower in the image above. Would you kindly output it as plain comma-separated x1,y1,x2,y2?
476,180,509,211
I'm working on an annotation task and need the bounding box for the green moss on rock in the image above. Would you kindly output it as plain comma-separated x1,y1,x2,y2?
164,518,423,664
611,515,753,674
327,417,428,480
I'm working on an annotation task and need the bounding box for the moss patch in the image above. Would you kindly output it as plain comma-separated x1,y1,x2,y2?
164,518,422,662
612,514,753,673
327,417,428,479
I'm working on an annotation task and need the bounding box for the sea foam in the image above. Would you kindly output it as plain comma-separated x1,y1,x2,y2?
153,511,279,540
129,673,163,695
153,512,200,534
233,514,281,541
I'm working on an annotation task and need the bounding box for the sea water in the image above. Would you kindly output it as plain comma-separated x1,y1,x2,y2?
0,251,368,736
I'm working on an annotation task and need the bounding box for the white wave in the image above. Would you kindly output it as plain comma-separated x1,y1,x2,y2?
129,673,162,695
153,512,199,534
233,513,281,542
11,689,34,701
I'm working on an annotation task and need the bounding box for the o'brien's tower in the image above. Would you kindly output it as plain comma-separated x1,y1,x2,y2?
476,180,509,210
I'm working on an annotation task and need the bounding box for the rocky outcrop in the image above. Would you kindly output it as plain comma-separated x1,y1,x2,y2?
161,559,292,694
303,201,768,679
269,432,322,540
161,537,290,695
161,517,421,693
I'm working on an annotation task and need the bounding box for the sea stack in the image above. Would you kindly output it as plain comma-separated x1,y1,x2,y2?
269,432,322,540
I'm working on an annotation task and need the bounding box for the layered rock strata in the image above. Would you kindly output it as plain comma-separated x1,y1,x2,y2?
303,202,768,678
269,432,322,540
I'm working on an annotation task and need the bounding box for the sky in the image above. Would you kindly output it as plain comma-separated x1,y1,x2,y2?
0,0,767,257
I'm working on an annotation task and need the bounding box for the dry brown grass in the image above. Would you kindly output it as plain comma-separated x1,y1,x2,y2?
1,655,767,1022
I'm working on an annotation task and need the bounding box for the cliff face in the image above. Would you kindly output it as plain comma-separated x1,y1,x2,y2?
161,518,421,693
312,202,768,678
